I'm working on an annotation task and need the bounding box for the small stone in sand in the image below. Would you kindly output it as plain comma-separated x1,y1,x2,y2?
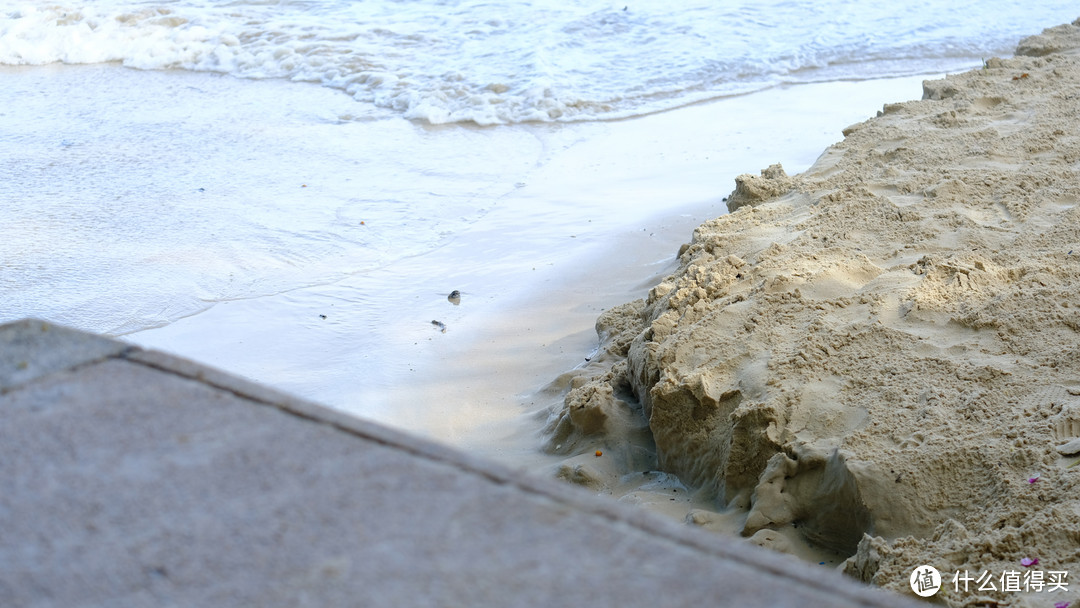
448,290,461,305
431,320,447,333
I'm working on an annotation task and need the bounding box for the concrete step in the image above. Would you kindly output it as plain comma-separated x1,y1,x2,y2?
0,318,917,607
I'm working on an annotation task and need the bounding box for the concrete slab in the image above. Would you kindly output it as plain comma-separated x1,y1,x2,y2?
0,319,919,607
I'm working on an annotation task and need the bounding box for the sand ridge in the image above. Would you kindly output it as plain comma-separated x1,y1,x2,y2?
543,18,1080,606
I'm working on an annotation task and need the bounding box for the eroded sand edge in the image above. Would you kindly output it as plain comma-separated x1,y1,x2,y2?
543,18,1080,605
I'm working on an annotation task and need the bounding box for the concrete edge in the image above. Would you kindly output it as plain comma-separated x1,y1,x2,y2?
2,318,919,607
0,319,133,392
121,347,919,608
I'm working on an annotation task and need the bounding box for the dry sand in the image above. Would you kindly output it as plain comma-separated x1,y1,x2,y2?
542,18,1080,606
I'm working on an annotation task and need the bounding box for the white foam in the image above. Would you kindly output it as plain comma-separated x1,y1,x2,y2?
3,1,1078,125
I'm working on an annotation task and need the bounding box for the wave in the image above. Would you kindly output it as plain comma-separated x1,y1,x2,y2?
1,1,1075,125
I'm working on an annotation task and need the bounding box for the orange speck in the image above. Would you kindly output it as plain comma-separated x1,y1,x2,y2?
360,221,366,225
301,184,307,187
595,450,602,457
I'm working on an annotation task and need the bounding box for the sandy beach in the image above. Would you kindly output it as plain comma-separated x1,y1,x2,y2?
7,6,1080,605
542,18,1080,606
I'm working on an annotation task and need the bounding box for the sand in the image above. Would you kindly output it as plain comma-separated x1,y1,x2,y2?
542,18,1080,606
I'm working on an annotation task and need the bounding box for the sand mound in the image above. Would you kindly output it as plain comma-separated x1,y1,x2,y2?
544,18,1080,606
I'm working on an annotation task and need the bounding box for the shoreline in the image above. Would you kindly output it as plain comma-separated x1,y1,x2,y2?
549,18,1080,606
119,72,940,437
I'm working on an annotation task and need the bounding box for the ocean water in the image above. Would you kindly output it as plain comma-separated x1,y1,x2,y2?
3,1,1077,125
2,2,1077,442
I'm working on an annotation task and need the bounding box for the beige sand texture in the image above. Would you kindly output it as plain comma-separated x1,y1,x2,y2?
542,18,1080,606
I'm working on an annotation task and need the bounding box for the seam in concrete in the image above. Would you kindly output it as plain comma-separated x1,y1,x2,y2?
0,345,141,395
0,319,133,392
117,346,913,608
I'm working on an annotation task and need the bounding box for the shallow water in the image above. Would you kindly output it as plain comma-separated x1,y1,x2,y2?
1,64,933,445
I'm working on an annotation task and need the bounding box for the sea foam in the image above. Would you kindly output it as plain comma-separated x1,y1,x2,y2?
2,1,1078,125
